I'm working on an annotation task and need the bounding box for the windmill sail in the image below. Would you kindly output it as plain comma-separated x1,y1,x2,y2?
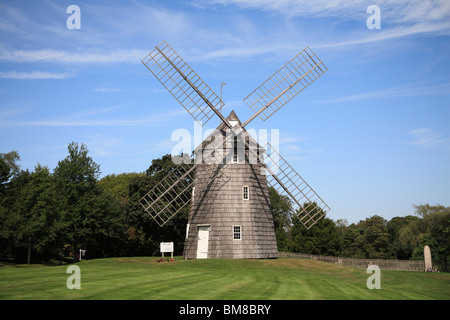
261,143,330,229
139,162,196,227
242,47,327,127
139,140,231,227
215,130,330,230
140,41,330,235
142,41,224,125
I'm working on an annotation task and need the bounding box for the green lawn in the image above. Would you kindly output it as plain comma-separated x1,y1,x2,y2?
0,257,449,300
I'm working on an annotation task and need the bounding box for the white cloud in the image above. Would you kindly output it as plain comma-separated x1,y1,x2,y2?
0,70,72,80
0,108,187,128
84,135,125,157
0,1,448,67
94,87,123,93
277,132,322,161
316,21,450,50
180,0,450,63
0,47,146,64
409,128,450,148
196,0,450,52
0,107,27,119
199,0,450,24
316,82,450,104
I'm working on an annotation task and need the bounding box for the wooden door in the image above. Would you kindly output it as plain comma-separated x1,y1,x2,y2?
197,226,210,259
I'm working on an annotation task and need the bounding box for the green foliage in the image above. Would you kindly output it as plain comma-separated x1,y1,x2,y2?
0,143,127,262
0,151,20,176
387,215,420,259
359,215,392,259
124,155,191,256
53,142,100,199
409,205,450,271
99,172,143,206
52,142,127,261
0,157,10,188
290,216,342,256
0,151,20,192
338,222,366,258
268,187,292,251
12,164,61,259
268,185,449,271
0,143,448,272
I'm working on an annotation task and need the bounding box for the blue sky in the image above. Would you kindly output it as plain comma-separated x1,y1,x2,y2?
1,0,449,224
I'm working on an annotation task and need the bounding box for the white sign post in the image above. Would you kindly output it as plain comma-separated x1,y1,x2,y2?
160,242,174,260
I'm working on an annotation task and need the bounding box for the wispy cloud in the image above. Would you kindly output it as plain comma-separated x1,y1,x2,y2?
84,134,125,157
0,119,151,127
0,70,72,80
199,0,450,25
1,1,449,67
316,82,450,104
0,47,146,64
94,87,123,93
277,132,322,161
409,127,450,148
0,108,187,128
196,0,366,18
196,0,450,53
0,2,193,55
62,104,131,120
316,22,450,49
0,107,27,119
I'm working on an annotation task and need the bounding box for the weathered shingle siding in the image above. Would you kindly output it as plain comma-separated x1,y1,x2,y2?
184,163,278,259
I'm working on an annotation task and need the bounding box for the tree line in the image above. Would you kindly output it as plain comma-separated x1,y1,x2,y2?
1,143,448,271
273,194,449,272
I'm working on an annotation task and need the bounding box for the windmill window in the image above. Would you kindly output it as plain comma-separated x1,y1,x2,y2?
245,136,249,162
242,186,249,200
233,226,241,240
233,136,238,162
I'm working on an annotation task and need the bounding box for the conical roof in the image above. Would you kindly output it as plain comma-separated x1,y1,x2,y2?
193,110,260,160
225,110,241,125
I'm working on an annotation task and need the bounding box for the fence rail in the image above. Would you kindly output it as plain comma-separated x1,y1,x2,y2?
279,252,425,271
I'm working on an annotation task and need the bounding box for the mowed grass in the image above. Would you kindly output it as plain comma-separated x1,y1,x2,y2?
0,257,449,300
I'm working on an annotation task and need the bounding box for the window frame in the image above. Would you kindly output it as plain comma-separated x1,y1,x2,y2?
233,225,242,241
233,136,238,163
242,185,249,200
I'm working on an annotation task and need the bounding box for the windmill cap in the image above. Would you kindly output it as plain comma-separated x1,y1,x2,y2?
226,110,241,126
193,109,262,155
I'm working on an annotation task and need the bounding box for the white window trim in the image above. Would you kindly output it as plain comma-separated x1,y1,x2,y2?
233,225,242,241
242,185,249,200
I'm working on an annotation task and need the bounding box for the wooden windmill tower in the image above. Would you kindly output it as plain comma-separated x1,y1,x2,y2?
139,41,330,259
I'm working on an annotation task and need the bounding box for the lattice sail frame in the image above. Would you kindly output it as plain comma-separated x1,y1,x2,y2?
139,162,196,227
243,47,327,125
261,143,330,229
192,128,331,230
140,41,330,230
139,140,231,227
141,41,223,125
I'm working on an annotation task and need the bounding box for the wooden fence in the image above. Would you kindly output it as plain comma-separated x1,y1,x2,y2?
279,252,425,271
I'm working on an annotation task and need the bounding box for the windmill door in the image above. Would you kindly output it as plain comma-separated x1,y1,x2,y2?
197,226,210,259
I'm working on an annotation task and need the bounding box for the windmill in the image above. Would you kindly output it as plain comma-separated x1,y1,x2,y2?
139,41,330,259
